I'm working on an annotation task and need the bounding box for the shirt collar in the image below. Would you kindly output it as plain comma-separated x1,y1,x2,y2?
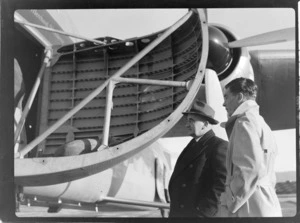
194,130,214,142
195,136,202,142
231,100,259,117
222,100,259,129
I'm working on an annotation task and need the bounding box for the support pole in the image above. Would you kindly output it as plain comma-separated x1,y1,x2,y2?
15,19,106,46
101,81,115,147
14,49,52,145
113,77,189,89
17,10,194,158
99,196,170,209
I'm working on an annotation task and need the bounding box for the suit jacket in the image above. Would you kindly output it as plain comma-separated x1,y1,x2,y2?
168,130,228,217
219,100,282,217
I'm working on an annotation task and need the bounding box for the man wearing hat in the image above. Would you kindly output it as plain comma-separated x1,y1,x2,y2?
168,100,228,217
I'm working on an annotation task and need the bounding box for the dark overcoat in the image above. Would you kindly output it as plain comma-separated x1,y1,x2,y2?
168,130,228,217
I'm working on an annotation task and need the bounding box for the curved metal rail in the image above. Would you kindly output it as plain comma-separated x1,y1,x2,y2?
15,9,209,186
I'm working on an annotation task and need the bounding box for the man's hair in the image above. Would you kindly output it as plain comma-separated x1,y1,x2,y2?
225,77,257,100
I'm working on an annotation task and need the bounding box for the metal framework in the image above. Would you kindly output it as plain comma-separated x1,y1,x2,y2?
15,9,209,186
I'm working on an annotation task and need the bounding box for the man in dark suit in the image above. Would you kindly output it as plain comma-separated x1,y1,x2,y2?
168,100,228,217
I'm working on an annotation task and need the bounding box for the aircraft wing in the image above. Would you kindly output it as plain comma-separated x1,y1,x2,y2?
251,50,296,130
15,10,74,47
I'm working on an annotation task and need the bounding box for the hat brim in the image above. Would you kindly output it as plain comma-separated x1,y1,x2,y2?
182,111,219,125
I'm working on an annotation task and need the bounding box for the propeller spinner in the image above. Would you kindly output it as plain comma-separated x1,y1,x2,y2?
206,26,295,77
207,25,233,75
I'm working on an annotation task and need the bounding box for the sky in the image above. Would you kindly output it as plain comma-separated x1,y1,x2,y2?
48,8,296,173
56,8,295,50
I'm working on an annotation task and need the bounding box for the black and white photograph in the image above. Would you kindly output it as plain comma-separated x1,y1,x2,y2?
0,0,298,221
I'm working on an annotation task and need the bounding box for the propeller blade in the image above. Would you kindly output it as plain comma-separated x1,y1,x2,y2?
228,27,295,48
205,69,227,140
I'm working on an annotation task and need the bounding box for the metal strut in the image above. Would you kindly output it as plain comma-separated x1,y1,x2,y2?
14,19,106,46
14,49,52,147
17,10,195,158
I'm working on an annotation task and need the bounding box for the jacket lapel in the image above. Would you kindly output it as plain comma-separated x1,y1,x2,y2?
225,115,238,138
169,130,215,185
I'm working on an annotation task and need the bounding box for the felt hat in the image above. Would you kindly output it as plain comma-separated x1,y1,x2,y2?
183,100,219,125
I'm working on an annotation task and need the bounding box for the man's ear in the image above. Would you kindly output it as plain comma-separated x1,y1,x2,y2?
237,92,244,103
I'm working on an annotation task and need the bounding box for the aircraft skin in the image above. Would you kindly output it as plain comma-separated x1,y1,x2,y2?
19,141,171,212
12,8,295,216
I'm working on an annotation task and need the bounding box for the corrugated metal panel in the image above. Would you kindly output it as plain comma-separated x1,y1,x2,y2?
37,12,203,155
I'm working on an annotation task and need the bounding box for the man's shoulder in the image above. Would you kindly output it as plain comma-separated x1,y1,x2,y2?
208,136,228,156
237,107,262,121
235,110,265,129
211,135,228,147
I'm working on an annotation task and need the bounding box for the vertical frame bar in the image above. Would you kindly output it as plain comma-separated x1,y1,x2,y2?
102,81,115,146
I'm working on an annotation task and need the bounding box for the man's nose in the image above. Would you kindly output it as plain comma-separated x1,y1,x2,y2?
222,100,226,107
